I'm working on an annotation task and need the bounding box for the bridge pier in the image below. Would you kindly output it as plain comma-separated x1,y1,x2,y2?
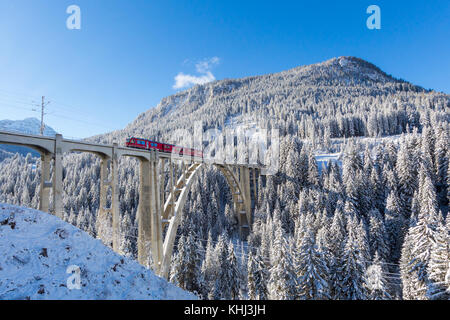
240,166,252,226
138,159,152,267
96,148,120,251
97,156,110,246
39,153,52,213
150,157,163,273
136,154,163,271
111,146,120,251
53,134,64,219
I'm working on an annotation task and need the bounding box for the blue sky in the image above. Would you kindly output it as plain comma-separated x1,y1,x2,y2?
0,0,449,138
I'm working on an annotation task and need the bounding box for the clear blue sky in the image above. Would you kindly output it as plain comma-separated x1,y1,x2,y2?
0,0,449,138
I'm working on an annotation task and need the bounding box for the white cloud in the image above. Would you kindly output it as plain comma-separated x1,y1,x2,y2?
195,57,220,73
173,71,215,89
173,57,220,89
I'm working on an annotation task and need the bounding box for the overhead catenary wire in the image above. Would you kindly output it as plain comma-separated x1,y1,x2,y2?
0,90,117,133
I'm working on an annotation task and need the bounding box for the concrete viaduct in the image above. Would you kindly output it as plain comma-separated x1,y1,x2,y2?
0,130,261,278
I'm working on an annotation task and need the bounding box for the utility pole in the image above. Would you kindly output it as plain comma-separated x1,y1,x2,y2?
37,96,50,136
40,96,45,135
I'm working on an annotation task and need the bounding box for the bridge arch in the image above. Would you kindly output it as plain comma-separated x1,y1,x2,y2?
158,162,253,279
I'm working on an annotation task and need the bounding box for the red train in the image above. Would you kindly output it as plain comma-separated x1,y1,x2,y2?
125,137,203,158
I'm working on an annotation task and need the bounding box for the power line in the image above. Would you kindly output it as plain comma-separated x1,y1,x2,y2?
33,96,50,135
0,89,116,133
0,103,40,113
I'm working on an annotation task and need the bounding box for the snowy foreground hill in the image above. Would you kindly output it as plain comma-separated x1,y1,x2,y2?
0,203,196,300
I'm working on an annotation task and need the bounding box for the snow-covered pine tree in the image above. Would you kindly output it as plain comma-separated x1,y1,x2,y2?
426,213,450,300
368,208,389,263
384,190,405,262
328,203,347,299
341,215,368,300
227,241,241,300
285,142,302,202
396,138,419,218
268,225,297,300
365,251,391,300
356,218,371,264
307,150,320,187
400,164,441,299
210,233,231,299
199,232,216,299
170,229,203,294
118,211,134,257
296,230,330,299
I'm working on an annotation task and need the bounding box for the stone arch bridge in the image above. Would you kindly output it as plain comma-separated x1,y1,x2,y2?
0,131,262,278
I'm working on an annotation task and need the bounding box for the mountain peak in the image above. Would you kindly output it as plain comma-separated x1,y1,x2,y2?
0,117,57,137
95,56,436,146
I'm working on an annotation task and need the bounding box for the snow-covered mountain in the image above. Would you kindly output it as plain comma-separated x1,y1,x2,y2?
0,117,57,136
0,203,197,300
0,118,57,158
90,56,448,147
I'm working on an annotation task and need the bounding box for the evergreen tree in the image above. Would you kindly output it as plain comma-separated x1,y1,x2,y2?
328,204,347,299
296,230,330,299
365,251,391,300
200,232,216,299
227,242,241,300
426,214,450,300
400,164,441,299
247,248,269,300
341,216,368,300
268,226,297,300
368,208,389,262
384,190,405,262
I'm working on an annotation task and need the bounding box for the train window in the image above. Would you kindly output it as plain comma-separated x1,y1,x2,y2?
130,139,135,143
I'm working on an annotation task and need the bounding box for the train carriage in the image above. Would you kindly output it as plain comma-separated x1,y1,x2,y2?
125,137,203,158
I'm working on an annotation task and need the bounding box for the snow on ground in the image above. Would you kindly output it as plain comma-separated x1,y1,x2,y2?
315,153,342,173
0,203,197,300
312,134,408,172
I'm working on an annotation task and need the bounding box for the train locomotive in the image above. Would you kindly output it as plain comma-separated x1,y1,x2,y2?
125,137,203,158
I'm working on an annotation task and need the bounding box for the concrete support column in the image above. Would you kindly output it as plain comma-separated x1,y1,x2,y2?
137,159,152,267
97,156,111,246
240,166,252,225
159,158,165,221
53,134,64,218
169,160,175,218
252,168,258,202
39,152,52,213
150,156,163,273
111,144,120,252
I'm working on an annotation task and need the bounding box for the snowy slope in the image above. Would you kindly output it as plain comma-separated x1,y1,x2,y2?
0,117,57,136
0,203,197,300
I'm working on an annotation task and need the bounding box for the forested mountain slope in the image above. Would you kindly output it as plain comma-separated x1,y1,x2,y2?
89,56,448,148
